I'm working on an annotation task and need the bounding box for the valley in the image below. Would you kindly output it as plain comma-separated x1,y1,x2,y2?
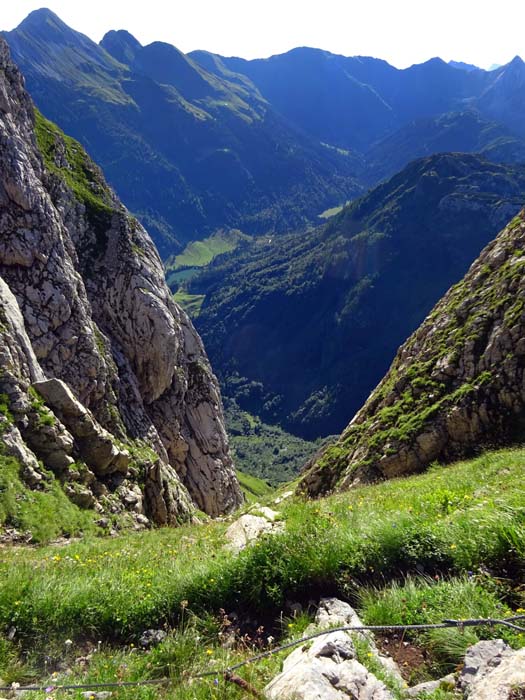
1,6,525,698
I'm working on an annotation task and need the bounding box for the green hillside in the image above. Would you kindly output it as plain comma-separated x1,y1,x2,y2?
167,230,249,271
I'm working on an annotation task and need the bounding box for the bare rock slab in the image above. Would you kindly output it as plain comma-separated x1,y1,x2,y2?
459,640,525,700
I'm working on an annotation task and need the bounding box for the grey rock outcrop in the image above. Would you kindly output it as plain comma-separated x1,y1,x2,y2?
302,209,525,496
265,604,525,700
224,507,283,552
458,639,525,699
407,639,525,699
265,598,401,700
0,37,242,527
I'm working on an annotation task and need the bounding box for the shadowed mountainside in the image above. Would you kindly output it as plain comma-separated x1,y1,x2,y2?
301,209,525,496
189,154,525,438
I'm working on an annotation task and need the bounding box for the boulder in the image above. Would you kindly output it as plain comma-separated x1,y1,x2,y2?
224,512,284,552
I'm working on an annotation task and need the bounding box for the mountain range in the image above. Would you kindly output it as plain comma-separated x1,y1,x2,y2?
2,9,362,255
193,48,525,163
4,9,525,258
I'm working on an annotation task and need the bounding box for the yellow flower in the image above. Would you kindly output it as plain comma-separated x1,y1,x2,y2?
206,649,213,655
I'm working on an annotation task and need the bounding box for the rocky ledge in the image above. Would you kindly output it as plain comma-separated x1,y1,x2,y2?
0,36,242,530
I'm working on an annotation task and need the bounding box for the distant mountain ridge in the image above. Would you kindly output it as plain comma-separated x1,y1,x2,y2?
448,60,480,72
4,9,525,260
193,48,525,151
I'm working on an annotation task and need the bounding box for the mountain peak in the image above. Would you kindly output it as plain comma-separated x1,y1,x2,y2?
100,29,142,65
507,55,525,71
14,7,89,46
18,7,66,30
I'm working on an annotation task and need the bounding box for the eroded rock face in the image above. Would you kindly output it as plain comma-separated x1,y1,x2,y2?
459,640,525,700
0,37,242,526
301,209,525,496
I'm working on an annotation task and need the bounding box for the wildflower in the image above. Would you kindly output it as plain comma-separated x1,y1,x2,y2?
45,686,55,693
206,649,213,655
213,679,219,686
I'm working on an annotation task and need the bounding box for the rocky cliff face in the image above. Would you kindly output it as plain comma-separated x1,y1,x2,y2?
0,37,242,528
301,209,525,496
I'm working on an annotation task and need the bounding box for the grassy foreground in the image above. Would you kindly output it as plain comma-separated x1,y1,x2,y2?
1,447,525,696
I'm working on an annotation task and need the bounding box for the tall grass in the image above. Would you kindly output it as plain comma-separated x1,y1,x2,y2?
0,448,524,647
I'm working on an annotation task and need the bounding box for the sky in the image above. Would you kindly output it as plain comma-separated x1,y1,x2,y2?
1,0,524,69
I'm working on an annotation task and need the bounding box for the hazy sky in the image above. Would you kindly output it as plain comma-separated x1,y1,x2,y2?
2,0,524,68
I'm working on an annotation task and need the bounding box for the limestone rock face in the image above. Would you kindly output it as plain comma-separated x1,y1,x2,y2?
301,209,525,496
0,37,242,527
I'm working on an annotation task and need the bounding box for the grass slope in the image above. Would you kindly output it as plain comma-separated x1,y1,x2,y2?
166,230,248,271
0,449,525,700
0,455,97,543
171,290,206,317
2,446,524,636
1,447,525,695
235,469,273,504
